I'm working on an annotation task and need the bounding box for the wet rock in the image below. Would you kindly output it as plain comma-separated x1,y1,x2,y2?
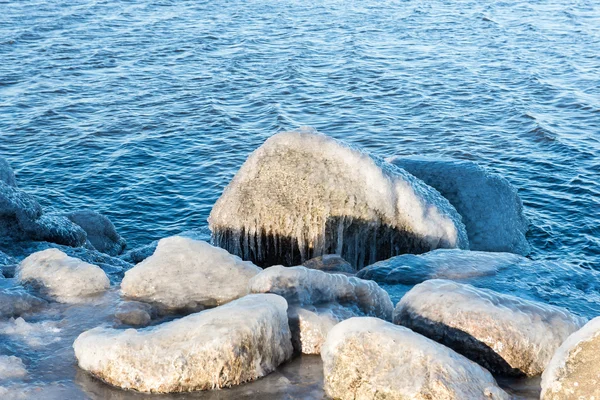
394,279,585,376
0,157,17,187
303,254,354,274
541,316,600,399
64,210,126,256
20,213,87,247
389,156,530,255
114,301,154,326
321,317,509,400
209,128,468,269
17,249,110,302
121,236,261,311
73,294,293,393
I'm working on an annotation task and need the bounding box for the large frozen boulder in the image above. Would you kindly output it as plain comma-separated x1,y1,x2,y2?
541,317,600,399
249,265,393,354
209,128,468,269
395,279,586,376
64,210,126,256
389,156,529,255
322,317,509,400
121,236,261,311
17,248,110,302
73,294,293,393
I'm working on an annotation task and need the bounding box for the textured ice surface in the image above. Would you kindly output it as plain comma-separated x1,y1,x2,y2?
395,279,585,376
121,236,261,311
17,249,110,302
541,317,600,399
249,265,393,320
322,317,509,400
0,282,46,318
302,254,355,274
209,129,468,269
0,356,27,380
0,317,62,347
358,249,600,319
389,156,530,255
64,210,126,256
73,294,293,393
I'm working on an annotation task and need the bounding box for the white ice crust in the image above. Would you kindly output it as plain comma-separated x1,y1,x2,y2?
0,356,27,380
17,249,109,302
395,279,586,376
73,294,293,393
121,236,261,310
389,156,530,255
321,317,509,400
209,129,468,269
541,316,600,399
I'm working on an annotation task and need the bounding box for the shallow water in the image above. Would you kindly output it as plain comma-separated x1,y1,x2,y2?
1,0,599,398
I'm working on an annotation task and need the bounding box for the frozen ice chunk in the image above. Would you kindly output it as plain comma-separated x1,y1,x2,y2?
64,210,126,256
0,356,27,380
541,316,600,399
121,236,261,311
0,317,61,347
321,317,509,400
389,156,530,255
302,254,354,274
209,128,468,269
17,249,110,302
395,279,586,376
73,294,293,393
0,157,17,187
249,265,393,320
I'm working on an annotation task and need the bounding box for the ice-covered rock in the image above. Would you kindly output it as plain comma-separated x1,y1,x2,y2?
209,128,468,269
322,317,509,400
0,157,17,187
73,294,293,393
20,213,87,247
389,156,530,255
302,254,354,274
249,266,393,320
0,285,46,318
541,317,600,399
395,279,586,376
114,301,154,326
64,210,126,256
17,249,110,302
0,356,27,380
121,236,261,311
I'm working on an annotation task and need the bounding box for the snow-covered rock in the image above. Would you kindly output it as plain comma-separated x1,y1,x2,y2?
114,301,153,326
321,317,509,400
0,356,27,380
121,236,261,311
0,157,17,187
73,294,293,393
541,317,600,399
64,210,126,256
209,128,468,269
395,279,586,376
303,254,354,274
249,266,393,320
389,156,529,255
0,285,46,318
17,249,110,302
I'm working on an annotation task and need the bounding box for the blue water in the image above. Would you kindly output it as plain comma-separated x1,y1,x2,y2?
0,1,599,397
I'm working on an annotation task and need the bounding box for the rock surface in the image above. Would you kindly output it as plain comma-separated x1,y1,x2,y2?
395,279,586,376
121,236,261,311
0,157,17,187
64,210,126,256
17,249,110,302
209,128,468,269
541,316,600,399
321,317,509,400
114,301,154,326
389,156,530,255
73,294,293,393
302,254,354,274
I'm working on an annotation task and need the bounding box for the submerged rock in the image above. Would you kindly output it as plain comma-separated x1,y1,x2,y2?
121,236,261,311
114,301,154,326
321,317,509,400
17,249,110,302
64,210,126,256
73,294,293,393
395,279,585,377
0,284,46,318
302,254,355,274
389,156,530,255
209,128,468,269
541,317,600,399
249,265,393,354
